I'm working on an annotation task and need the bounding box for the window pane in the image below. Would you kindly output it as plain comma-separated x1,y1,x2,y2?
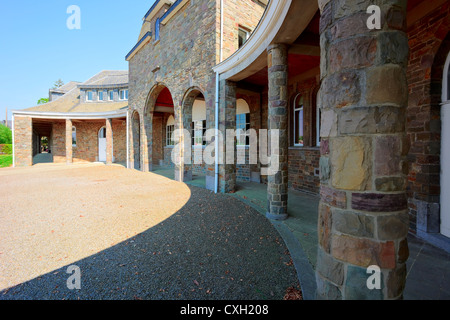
72,127,77,146
109,91,114,101
87,91,93,101
98,91,103,101
125,90,129,100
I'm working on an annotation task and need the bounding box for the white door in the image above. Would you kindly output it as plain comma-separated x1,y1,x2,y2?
98,127,107,162
441,53,450,238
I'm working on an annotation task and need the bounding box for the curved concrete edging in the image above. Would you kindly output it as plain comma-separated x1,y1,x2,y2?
229,193,317,300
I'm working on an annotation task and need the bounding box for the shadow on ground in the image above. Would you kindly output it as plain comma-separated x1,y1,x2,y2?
0,185,300,300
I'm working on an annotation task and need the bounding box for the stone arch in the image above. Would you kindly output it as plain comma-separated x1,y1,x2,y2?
143,83,175,170
176,87,207,182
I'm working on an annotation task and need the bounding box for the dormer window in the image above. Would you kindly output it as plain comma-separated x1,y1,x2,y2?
98,90,106,101
86,91,93,101
119,89,129,100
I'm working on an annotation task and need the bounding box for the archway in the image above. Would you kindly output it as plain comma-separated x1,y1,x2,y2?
179,88,207,184
144,84,175,172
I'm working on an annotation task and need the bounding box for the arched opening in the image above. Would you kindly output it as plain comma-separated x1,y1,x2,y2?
179,88,207,185
441,51,450,237
143,84,175,172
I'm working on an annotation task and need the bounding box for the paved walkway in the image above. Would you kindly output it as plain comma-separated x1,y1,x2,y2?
0,164,299,300
229,181,450,300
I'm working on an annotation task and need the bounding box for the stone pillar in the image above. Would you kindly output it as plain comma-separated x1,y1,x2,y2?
106,118,113,165
218,79,237,193
174,101,192,182
316,0,409,300
266,43,289,221
65,119,73,164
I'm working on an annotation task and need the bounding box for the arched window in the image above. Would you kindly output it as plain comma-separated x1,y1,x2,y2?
293,94,304,146
192,99,206,146
166,115,175,146
99,127,106,139
236,99,250,146
155,17,161,42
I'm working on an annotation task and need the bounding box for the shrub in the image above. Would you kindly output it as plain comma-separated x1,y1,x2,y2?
0,124,12,144
0,144,12,155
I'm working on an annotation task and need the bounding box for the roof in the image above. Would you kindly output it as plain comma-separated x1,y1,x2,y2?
24,71,129,114
50,81,81,94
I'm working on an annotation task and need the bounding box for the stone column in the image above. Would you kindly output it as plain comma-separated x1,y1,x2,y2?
106,118,113,165
316,0,409,299
65,119,73,164
266,43,289,220
218,79,237,193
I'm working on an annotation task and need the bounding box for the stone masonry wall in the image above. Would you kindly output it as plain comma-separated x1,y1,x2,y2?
13,116,32,167
129,0,265,189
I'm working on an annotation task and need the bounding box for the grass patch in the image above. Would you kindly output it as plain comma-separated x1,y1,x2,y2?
0,154,12,168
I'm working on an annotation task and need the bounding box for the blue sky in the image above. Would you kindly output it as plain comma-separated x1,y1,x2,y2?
0,0,156,120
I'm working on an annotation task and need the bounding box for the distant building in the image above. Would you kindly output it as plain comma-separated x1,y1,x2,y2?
13,71,129,165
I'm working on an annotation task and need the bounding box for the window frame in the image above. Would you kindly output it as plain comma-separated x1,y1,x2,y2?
238,26,251,48
86,90,93,102
293,94,304,147
119,89,129,101
166,124,175,146
236,112,250,147
109,90,114,101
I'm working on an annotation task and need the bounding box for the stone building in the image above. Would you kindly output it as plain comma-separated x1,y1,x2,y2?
12,71,129,166
126,0,450,299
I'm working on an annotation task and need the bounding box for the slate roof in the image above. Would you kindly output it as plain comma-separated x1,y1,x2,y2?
25,71,128,114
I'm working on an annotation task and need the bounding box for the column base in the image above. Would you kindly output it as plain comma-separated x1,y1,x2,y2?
266,212,288,221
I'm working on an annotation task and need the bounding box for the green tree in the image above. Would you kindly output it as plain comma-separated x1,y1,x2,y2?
0,124,12,144
52,79,65,90
37,98,49,105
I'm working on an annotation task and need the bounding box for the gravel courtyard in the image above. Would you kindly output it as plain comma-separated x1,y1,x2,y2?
0,163,299,300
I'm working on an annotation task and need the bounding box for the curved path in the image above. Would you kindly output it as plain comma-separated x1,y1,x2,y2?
0,164,299,300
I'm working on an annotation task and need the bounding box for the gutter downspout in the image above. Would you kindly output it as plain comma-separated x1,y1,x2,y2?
126,111,130,169
215,0,224,194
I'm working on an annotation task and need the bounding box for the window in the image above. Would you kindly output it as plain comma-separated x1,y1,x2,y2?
192,99,206,146
155,18,161,41
316,92,321,147
72,126,77,147
86,91,93,101
109,90,114,101
119,89,129,100
99,127,106,139
294,94,304,146
192,120,206,146
98,90,107,101
166,116,175,146
236,99,251,146
238,27,250,48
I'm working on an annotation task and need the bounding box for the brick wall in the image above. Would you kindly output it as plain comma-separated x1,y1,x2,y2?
221,0,267,60
406,2,450,232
